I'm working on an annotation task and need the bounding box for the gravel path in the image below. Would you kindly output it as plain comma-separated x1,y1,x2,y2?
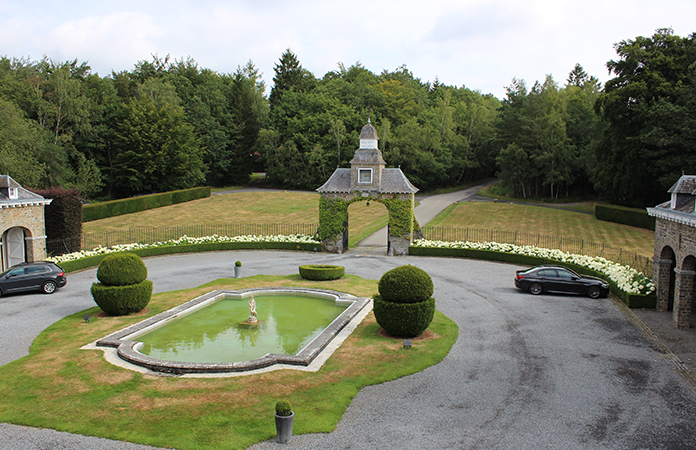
2,251,696,449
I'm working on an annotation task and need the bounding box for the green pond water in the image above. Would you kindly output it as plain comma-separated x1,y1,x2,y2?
137,293,348,363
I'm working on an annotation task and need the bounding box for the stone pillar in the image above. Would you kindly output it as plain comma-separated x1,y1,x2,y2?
322,235,343,254
654,257,674,311
388,236,410,256
673,268,695,329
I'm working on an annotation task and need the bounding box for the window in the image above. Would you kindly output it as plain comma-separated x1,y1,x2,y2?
358,168,372,184
8,187,18,199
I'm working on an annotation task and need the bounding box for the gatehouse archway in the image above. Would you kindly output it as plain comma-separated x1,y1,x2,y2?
317,120,420,255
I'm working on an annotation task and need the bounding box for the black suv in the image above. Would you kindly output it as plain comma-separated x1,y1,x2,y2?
0,262,67,296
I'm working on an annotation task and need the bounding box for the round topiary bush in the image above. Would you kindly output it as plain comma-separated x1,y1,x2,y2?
373,295,435,338
299,264,345,281
378,265,433,303
96,252,148,286
91,252,152,316
373,264,435,338
91,281,153,316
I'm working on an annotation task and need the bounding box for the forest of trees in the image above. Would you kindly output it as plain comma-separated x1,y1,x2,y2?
0,28,694,207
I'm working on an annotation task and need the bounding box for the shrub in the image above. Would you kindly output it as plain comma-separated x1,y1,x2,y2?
235,261,242,267
91,281,154,316
378,265,433,303
595,204,655,230
34,187,83,253
91,252,151,315
373,265,436,337
373,295,436,338
82,186,210,222
299,265,345,281
275,400,292,416
96,252,148,286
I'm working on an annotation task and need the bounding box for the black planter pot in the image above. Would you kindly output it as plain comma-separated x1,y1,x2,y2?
275,412,294,444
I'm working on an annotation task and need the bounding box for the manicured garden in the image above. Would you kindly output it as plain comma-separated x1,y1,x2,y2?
0,274,457,450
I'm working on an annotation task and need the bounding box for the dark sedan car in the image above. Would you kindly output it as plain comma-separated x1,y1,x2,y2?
514,265,609,299
0,261,66,296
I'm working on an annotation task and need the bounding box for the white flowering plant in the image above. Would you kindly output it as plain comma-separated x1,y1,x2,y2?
47,234,321,264
412,239,655,296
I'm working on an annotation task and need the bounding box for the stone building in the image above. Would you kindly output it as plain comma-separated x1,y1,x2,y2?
0,175,52,271
317,120,419,255
648,175,696,328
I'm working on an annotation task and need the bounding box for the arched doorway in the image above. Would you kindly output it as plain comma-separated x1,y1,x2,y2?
1,227,26,271
655,246,676,311
347,198,389,249
317,120,419,256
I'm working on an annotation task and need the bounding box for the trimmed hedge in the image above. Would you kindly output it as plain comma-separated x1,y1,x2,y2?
59,241,320,273
409,245,656,308
97,253,148,286
83,187,210,222
595,204,655,231
378,265,433,303
299,265,345,280
91,280,154,316
373,295,436,338
33,187,83,253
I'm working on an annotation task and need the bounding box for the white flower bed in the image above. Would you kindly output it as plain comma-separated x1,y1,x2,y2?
413,239,655,296
47,234,321,264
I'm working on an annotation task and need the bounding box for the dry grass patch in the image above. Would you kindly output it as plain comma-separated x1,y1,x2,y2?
84,191,320,233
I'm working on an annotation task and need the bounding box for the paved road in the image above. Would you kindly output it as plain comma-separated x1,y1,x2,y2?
2,251,696,449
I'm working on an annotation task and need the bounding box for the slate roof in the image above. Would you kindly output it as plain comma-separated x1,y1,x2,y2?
359,121,379,140
317,169,352,193
0,175,51,207
381,168,419,194
316,168,418,194
668,176,696,195
350,148,386,165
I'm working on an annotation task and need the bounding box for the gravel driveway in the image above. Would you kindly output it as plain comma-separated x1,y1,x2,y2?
2,251,696,449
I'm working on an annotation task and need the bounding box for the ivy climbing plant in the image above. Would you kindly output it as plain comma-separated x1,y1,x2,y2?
318,194,418,242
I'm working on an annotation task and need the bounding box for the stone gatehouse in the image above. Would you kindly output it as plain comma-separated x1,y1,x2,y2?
0,175,52,271
648,175,696,328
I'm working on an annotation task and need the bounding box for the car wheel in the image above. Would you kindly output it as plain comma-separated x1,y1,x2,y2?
587,286,601,299
529,282,543,295
42,281,57,294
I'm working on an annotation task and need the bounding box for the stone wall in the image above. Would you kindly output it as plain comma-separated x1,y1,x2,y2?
653,217,696,328
0,205,48,264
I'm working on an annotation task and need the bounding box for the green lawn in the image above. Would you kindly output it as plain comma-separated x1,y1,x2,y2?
0,275,457,450
427,201,654,257
83,188,653,256
84,191,389,248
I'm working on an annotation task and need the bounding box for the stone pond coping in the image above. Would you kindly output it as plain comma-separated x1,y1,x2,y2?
95,287,372,375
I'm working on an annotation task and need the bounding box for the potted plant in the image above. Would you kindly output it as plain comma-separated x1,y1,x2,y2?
275,400,294,444
234,261,242,278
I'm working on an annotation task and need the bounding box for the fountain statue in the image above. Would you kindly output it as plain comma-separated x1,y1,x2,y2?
247,295,258,323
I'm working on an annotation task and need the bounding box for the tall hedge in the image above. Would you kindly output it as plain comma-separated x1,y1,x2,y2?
83,186,210,222
595,204,655,230
34,187,83,253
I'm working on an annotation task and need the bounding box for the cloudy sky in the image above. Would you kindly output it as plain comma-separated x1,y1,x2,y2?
1,0,694,98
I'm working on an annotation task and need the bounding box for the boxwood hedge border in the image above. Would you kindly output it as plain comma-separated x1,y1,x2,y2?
409,246,656,308
58,241,318,273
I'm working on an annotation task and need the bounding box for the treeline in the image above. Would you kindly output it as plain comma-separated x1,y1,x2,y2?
0,28,694,206
0,55,266,198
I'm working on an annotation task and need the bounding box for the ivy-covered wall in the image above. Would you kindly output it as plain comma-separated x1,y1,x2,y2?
318,193,419,248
